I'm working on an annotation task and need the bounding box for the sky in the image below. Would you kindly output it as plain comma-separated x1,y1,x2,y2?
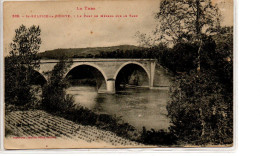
3,0,233,56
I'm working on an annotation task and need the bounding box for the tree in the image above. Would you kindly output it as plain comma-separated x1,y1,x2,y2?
167,70,233,145
42,57,74,112
135,31,155,48
5,25,41,106
156,0,221,44
155,0,221,70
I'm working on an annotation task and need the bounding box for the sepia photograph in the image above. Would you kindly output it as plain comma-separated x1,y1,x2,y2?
2,0,233,149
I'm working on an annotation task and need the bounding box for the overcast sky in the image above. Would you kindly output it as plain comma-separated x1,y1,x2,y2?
3,0,233,56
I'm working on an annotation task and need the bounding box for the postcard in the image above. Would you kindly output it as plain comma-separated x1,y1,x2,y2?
2,0,234,149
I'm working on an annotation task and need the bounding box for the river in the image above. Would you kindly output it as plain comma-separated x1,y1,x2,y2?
67,86,171,131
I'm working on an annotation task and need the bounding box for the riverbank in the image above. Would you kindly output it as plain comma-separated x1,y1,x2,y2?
5,110,144,149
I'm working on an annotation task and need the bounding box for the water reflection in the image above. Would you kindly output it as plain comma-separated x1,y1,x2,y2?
67,86,171,130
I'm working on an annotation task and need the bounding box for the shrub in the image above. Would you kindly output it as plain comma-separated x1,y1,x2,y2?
41,57,74,112
140,127,176,145
167,70,233,145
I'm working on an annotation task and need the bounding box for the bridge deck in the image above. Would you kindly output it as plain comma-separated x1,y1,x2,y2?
40,58,157,63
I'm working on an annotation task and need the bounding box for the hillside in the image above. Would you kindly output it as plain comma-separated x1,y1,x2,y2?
38,45,142,59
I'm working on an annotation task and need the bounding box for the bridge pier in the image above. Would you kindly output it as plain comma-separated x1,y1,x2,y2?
106,79,116,94
149,61,156,88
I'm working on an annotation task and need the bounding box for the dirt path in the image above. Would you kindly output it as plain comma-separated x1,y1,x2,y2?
5,110,144,148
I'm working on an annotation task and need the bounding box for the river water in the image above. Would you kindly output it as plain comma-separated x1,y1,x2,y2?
67,86,171,131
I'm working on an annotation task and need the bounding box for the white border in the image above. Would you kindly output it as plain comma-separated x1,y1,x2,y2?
0,0,237,154
0,0,4,152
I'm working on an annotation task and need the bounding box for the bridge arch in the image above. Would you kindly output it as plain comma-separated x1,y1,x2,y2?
113,62,150,80
113,62,150,89
65,63,108,90
65,63,108,81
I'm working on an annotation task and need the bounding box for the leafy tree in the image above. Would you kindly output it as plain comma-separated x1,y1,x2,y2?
135,31,155,48
167,70,233,145
42,57,74,112
156,0,221,44
155,0,221,70
5,25,41,106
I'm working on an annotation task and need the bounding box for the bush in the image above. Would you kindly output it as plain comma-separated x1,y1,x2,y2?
167,70,233,145
214,27,233,93
63,106,137,138
41,57,74,112
140,127,176,145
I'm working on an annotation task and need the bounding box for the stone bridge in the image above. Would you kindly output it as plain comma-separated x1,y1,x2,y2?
37,58,157,94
